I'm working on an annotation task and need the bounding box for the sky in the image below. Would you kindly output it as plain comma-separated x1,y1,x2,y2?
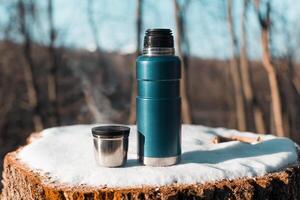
0,0,300,60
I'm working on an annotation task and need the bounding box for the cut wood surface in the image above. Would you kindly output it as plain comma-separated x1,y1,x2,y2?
2,125,299,200
1,152,300,200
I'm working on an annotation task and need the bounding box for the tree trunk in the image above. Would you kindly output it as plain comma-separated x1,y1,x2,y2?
239,0,265,133
276,9,300,142
2,132,300,199
227,0,246,131
285,56,300,142
18,0,43,131
261,31,284,136
254,0,284,136
129,0,142,124
173,0,192,124
224,64,236,129
47,0,60,126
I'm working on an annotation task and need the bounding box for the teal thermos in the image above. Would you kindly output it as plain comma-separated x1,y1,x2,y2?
136,29,181,166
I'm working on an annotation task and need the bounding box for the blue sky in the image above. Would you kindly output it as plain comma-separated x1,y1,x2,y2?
0,0,299,59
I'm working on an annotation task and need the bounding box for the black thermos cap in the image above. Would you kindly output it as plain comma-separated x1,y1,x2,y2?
143,29,174,48
92,125,130,138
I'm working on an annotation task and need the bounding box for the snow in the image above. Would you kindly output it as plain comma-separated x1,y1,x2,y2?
18,124,298,188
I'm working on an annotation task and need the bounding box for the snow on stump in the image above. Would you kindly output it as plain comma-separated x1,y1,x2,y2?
1,124,300,200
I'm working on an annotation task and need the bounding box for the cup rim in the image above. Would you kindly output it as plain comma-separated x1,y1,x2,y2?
91,125,130,138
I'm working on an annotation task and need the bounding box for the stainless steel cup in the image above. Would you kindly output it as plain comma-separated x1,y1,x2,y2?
92,125,130,167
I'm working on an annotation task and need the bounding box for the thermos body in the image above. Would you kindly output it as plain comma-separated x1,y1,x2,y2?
137,54,182,166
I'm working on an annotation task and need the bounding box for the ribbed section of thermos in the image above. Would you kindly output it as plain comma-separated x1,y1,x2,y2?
136,29,181,166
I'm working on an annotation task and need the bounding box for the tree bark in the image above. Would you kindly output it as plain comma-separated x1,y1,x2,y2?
47,0,60,126
227,0,246,131
276,11,300,142
173,0,192,124
254,0,284,136
239,0,265,133
284,56,300,142
18,0,43,131
129,0,142,124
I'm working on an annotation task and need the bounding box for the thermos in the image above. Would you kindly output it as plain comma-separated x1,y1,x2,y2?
136,29,181,166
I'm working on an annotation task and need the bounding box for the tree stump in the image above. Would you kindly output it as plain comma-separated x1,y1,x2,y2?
1,125,300,200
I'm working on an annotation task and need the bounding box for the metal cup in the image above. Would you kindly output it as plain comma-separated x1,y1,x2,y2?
92,125,130,167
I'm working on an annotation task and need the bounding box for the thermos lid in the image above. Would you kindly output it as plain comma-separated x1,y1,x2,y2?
144,29,174,48
92,125,130,138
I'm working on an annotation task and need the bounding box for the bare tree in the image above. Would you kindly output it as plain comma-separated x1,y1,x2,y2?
272,7,300,141
239,0,265,133
254,0,284,136
173,0,192,124
129,0,143,124
226,0,246,131
18,0,43,131
282,26,300,142
47,0,60,126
